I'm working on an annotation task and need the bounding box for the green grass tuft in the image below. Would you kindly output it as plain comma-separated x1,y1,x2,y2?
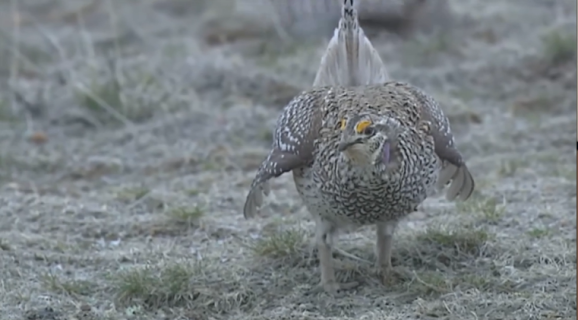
417,227,491,255
251,229,306,259
457,196,505,224
0,238,10,251
114,186,150,202
527,228,550,239
541,30,577,65
112,263,200,309
165,205,205,227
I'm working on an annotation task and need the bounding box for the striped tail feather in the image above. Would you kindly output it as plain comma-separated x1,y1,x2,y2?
313,0,389,87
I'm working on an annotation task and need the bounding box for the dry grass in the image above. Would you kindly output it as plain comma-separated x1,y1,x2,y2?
0,0,575,320
40,273,96,298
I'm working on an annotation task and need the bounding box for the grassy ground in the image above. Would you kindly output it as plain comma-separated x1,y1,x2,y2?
0,0,576,319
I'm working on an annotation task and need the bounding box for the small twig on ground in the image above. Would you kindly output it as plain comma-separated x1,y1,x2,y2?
333,246,372,265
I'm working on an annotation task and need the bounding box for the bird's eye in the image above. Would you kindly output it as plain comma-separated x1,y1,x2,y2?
363,127,375,136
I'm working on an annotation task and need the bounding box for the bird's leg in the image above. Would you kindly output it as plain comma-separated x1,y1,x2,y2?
315,218,358,294
316,223,336,287
375,220,399,285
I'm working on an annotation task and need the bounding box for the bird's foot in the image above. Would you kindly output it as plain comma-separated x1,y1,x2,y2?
332,259,358,271
377,265,411,286
310,280,359,296
323,280,360,296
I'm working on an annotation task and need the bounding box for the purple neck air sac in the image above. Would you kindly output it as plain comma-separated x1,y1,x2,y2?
382,141,391,164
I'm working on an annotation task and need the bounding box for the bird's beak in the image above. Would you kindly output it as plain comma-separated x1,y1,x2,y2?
338,139,359,152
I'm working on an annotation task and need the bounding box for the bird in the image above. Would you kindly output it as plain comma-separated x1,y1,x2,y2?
242,0,476,294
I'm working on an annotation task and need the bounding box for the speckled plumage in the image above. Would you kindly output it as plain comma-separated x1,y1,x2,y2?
295,85,441,226
243,0,475,294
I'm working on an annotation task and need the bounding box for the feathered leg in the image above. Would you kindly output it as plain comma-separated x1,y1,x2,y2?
376,220,399,284
315,216,359,294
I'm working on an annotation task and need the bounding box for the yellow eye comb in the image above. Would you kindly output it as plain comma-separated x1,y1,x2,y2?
355,120,371,133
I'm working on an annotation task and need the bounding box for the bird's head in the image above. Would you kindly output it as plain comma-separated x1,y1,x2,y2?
337,114,401,167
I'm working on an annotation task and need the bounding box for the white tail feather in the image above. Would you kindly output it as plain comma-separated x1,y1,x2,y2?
313,0,389,87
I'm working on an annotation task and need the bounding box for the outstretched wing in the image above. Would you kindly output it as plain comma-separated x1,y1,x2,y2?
387,82,475,201
243,92,322,218
313,0,389,87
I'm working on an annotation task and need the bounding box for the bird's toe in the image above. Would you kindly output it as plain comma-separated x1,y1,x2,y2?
310,280,360,296
378,265,410,286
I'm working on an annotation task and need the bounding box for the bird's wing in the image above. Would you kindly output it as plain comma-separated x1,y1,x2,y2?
387,82,475,201
243,92,323,218
313,0,389,87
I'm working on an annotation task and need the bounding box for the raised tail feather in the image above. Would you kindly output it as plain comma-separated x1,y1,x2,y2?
313,0,389,87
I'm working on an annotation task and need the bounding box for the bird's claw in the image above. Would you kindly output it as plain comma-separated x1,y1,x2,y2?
309,280,360,296
377,265,410,286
